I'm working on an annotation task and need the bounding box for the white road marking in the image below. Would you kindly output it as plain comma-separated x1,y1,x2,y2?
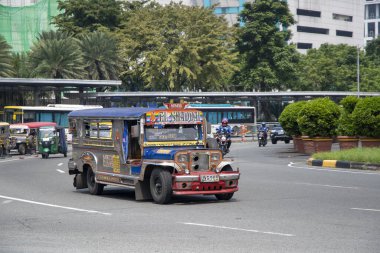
57,163,63,166
56,169,65,174
295,182,359,189
351,208,380,213
0,194,111,216
288,162,380,176
180,222,295,237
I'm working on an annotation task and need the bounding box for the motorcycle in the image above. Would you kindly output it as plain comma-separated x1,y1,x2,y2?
258,131,267,147
216,132,229,156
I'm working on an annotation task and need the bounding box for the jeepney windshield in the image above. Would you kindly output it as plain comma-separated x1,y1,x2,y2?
10,128,28,135
145,124,202,142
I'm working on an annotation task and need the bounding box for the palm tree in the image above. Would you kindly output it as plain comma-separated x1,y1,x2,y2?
12,52,31,78
28,31,84,79
78,31,121,81
0,35,15,77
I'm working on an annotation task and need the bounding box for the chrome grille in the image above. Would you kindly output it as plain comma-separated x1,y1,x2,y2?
191,152,209,171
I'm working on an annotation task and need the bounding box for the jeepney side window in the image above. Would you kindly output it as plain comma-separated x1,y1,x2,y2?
0,127,4,134
84,121,92,138
90,122,98,138
98,122,112,139
69,120,77,138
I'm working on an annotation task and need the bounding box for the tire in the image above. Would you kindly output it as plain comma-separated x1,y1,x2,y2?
18,144,26,155
215,166,234,201
86,167,104,195
150,168,172,204
271,139,277,144
64,152,67,157
206,138,219,149
284,140,290,144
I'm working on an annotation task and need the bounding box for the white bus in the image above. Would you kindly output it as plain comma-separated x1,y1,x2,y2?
185,104,257,136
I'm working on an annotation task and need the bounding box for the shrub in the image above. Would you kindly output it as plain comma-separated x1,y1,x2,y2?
278,101,307,136
297,97,340,137
336,96,360,136
352,96,380,137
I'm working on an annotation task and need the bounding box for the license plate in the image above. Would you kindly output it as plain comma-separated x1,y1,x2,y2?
200,174,219,183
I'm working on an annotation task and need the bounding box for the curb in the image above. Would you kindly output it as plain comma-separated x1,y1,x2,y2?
307,158,380,171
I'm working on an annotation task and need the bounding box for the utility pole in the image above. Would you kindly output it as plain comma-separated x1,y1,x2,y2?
357,45,360,98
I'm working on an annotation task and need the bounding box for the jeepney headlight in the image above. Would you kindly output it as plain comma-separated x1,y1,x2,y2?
177,154,189,163
175,153,189,172
185,169,190,174
39,141,42,145
211,153,221,161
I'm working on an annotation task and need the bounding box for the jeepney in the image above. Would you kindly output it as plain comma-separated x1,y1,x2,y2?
68,107,240,204
9,122,57,154
0,122,10,157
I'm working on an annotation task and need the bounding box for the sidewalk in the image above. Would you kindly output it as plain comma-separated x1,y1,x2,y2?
307,158,380,171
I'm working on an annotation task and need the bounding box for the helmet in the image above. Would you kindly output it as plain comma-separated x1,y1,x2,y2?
261,122,266,127
222,118,228,126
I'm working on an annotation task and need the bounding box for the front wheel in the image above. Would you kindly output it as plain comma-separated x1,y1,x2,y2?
284,140,290,144
215,166,234,201
271,139,277,144
150,168,172,204
87,167,104,195
18,144,26,155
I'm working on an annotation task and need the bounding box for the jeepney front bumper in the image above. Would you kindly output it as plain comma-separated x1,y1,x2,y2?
68,159,78,175
172,172,240,195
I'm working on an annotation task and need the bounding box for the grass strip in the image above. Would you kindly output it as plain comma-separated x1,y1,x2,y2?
312,148,380,164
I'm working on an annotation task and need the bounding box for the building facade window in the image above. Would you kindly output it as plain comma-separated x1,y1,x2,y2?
297,26,329,35
368,22,375,37
297,43,313,49
296,9,321,17
333,13,353,22
366,4,377,19
336,30,353,37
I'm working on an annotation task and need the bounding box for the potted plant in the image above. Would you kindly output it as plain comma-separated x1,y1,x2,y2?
297,98,340,154
279,101,307,152
352,96,380,147
336,96,359,150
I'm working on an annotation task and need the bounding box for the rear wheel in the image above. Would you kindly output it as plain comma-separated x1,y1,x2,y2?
18,144,26,155
87,167,104,195
284,140,290,144
64,152,67,157
271,139,277,144
215,166,234,201
150,168,172,204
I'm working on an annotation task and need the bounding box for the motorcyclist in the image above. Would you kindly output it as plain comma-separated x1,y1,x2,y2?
258,122,269,142
216,118,232,152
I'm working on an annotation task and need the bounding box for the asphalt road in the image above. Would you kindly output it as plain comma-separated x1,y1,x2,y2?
0,142,379,253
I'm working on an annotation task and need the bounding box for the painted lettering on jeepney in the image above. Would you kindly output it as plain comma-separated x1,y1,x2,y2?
103,154,121,173
146,111,203,124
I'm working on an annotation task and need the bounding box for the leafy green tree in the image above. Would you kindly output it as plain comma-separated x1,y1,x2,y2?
233,0,299,92
78,31,121,82
0,35,15,77
365,36,380,65
12,52,31,78
53,0,122,35
296,44,359,91
28,30,84,79
118,2,238,91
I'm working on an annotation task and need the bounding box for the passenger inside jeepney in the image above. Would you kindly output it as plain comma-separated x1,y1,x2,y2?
145,124,201,142
10,128,28,135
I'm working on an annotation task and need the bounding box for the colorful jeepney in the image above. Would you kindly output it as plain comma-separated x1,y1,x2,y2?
68,107,240,204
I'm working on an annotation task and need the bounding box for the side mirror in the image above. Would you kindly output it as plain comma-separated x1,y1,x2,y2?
206,122,212,134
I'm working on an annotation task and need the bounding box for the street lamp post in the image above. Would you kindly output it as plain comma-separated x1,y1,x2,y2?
357,45,360,98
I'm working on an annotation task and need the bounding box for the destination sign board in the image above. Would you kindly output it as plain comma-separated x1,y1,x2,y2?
145,110,203,124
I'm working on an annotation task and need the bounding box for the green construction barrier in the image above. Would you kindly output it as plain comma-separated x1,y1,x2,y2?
0,0,59,52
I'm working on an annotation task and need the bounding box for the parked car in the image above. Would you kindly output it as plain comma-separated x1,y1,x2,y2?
270,126,292,144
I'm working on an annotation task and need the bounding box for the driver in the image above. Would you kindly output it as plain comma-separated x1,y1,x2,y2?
216,118,232,152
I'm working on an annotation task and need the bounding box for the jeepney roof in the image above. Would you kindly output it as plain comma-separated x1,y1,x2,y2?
68,107,154,119
10,122,57,129
0,122,9,126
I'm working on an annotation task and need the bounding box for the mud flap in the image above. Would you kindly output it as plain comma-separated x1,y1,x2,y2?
74,174,88,189
135,180,152,201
